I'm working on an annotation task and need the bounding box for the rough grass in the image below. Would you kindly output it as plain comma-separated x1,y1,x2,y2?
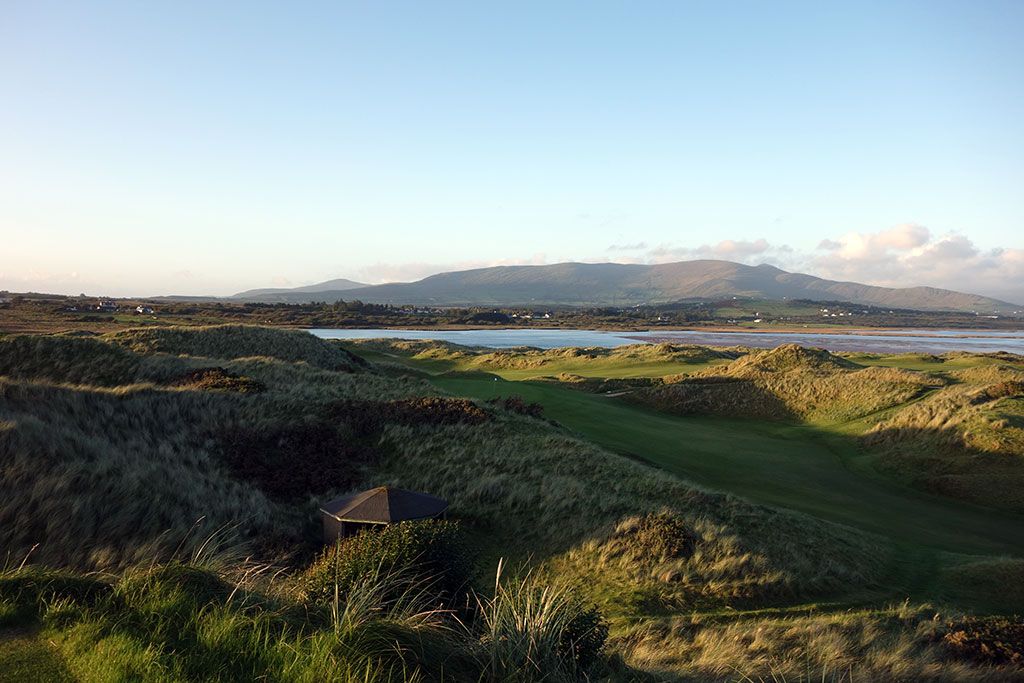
108,324,368,372
345,338,740,379
0,329,886,606
620,604,1024,682
2,326,1023,680
0,543,613,682
371,419,889,611
0,333,141,386
863,365,1024,512
630,344,939,423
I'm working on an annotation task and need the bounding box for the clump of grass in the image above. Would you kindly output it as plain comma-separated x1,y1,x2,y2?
475,560,608,681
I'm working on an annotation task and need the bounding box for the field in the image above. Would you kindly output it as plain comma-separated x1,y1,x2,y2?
1,326,1023,680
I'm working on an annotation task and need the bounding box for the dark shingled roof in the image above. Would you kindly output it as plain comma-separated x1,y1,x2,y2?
321,486,448,524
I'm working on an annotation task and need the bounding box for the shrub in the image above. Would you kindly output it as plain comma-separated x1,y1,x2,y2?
486,396,544,419
939,615,1024,665
218,421,372,501
301,521,473,609
329,397,490,434
610,512,700,561
169,367,266,394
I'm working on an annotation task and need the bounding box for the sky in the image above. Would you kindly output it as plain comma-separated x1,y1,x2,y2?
2,1,1023,302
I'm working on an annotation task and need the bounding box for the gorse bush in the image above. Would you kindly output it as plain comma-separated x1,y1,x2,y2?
609,512,700,561
328,397,491,433
939,615,1024,666
301,521,473,610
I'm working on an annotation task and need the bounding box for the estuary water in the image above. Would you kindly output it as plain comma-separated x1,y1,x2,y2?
309,327,1024,354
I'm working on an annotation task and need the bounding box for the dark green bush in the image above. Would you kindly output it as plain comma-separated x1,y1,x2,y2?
328,397,490,434
301,520,472,608
169,367,266,394
218,420,371,501
486,395,544,419
561,599,609,672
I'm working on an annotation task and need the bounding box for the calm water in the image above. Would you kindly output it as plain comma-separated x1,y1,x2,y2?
310,327,1024,354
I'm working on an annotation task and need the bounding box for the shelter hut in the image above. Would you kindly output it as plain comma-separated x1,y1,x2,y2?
320,486,449,543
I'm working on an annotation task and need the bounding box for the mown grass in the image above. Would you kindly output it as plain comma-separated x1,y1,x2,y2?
429,375,1024,562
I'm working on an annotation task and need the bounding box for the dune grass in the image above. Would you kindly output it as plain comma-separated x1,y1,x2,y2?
620,603,1024,682
342,339,738,380
2,326,1023,680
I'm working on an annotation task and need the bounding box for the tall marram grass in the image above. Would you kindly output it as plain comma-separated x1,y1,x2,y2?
0,544,614,682
476,559,607,682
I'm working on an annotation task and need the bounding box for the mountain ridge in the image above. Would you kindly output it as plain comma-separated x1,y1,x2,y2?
232,278,367,300
229,260,1018,312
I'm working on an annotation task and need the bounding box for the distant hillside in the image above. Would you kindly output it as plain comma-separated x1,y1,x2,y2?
232,278,367,301
234,260,1017,312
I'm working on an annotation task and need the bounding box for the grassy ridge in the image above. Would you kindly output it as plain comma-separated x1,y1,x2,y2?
345,338,739,379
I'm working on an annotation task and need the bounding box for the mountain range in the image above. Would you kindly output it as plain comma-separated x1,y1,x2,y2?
229,260,1018,312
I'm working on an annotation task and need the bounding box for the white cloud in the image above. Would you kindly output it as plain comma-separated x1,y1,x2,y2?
809,226,1024,303
623,226,1024,303
646,238,789,264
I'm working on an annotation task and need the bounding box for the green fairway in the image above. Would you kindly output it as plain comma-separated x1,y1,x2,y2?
432,375,1024,558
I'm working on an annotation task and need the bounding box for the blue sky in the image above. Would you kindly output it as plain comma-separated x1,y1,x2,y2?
2,1,1022,300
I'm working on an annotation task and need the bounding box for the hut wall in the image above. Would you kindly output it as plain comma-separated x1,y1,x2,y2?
322,514,343,544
